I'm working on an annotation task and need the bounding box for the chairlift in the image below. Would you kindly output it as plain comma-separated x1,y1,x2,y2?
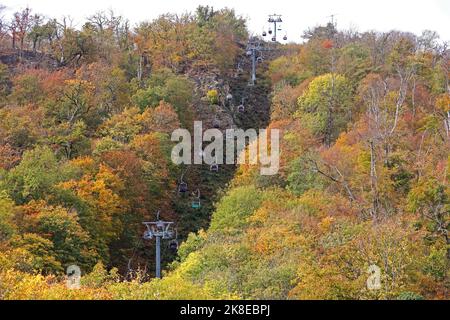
210,163,219,172
283,35,287,41
268,28,273,35
169,240,178,251
210,155,219,172
262,31,267,37
178,182,188,193
257,56,263,63
237,97,245,113
168,229,179,252
213,117,220,129
191,200,201,209
191,189,201,209
226,93,233,101
143,229,153,240
178,171,188,194
272,37,276,42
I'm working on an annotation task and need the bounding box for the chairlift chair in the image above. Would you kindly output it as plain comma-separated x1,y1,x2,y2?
168,227,179,251
178,171,188,194
191,200,201,209
169,240,178,251
237,98,245,113
191,189,201,209
169,228,179,251
213,118,220,129
178,181,188,193
262,31,267,37
272,37,276,42
283,35,288,41
210,163,219,172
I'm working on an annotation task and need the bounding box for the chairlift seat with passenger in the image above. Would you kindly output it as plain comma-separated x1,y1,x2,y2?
169,240,178,251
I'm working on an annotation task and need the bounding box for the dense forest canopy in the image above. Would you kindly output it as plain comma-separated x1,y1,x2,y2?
0,4,448,300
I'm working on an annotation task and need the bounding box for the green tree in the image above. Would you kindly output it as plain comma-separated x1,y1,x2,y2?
3,146,75,204
297,73,353,145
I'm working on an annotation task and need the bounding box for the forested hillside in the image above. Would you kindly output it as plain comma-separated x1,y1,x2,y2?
0,5,448,300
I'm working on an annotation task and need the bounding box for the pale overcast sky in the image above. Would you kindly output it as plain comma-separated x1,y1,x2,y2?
1,0,449,41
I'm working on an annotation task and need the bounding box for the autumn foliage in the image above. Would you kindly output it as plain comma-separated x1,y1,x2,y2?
0,5,448,300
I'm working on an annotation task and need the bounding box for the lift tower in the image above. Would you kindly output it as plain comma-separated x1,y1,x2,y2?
246,39,273,85
268,14,283,42
143,211,175,278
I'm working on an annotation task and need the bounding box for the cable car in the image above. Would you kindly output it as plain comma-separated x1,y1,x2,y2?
226,93,233,100
262,31,267,37
213,118,220,129
257,56,263,63
272,37,276,42
283,35,287,41
268,28,273,35
246,50,252,56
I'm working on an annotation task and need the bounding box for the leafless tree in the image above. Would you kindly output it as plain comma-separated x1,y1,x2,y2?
10,7,32,51
0,4,8,44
